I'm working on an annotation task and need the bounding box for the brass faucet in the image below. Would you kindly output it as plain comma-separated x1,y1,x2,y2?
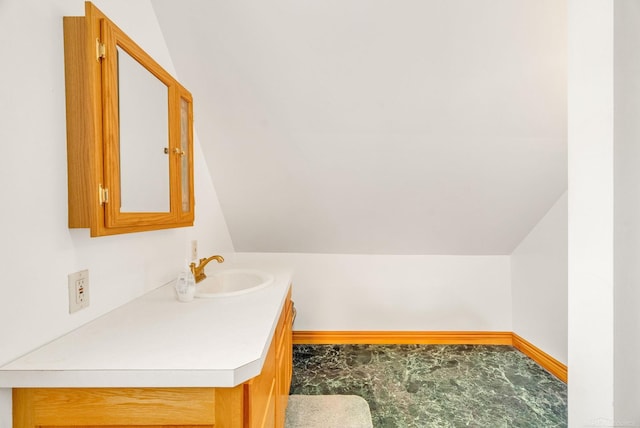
189,255,224,283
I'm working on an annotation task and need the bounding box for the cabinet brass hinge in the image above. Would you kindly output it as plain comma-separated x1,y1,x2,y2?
99,185,109,205
96,38,105,60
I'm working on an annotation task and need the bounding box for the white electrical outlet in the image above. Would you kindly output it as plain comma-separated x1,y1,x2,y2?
68,269,90,313
191,240,198,261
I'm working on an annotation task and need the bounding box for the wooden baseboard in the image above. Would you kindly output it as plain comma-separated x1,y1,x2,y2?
511,333,567,383
292,330,567,383
292,330,513,345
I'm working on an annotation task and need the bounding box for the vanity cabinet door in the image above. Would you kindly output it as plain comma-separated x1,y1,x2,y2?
243,329,277,428
245,289,293,428
275,295,293,427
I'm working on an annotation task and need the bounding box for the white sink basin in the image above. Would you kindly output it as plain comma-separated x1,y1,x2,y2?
194,269,274,298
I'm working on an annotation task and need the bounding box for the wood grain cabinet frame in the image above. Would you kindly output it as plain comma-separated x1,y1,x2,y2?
64,2,194,237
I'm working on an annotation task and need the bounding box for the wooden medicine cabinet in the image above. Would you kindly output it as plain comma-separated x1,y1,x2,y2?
64,2,194,237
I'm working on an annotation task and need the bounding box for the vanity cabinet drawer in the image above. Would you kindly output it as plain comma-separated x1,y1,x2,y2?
12,388,216,426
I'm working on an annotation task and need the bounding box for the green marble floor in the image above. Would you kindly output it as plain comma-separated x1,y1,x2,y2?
290,344,567,428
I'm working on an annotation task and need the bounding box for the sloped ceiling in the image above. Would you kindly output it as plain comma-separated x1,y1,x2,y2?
151,0,567,254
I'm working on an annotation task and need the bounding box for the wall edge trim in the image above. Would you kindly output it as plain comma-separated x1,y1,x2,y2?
511,333,567,383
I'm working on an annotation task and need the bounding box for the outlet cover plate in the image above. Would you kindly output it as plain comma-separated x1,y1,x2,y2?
191,240,198,261
68,269,90,313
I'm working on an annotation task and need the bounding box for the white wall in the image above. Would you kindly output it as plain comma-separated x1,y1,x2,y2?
152,0,567,256
236,253,512,331
614,0,640,424
511,192,567,364
568,0,615,426
0,0,233,425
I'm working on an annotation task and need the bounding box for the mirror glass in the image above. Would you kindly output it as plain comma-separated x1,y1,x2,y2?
117,46,170,213
180,97,191,213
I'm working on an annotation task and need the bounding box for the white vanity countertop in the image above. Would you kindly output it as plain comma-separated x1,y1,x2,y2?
0,265,293,388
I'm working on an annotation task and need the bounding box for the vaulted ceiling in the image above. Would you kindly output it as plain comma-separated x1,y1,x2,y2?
151,0,567,254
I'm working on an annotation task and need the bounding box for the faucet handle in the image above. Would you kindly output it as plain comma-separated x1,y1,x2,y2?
192,255,224,283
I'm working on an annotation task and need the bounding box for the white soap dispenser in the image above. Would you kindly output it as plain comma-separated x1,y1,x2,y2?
174,265,196,302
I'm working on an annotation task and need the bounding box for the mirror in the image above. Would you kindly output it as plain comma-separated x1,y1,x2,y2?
117,46,170,213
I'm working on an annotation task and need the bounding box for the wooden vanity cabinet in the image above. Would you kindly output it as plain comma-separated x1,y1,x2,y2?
12,290,294,428
234,288,293,428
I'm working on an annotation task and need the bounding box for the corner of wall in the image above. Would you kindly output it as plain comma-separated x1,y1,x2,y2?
510,191,568,365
